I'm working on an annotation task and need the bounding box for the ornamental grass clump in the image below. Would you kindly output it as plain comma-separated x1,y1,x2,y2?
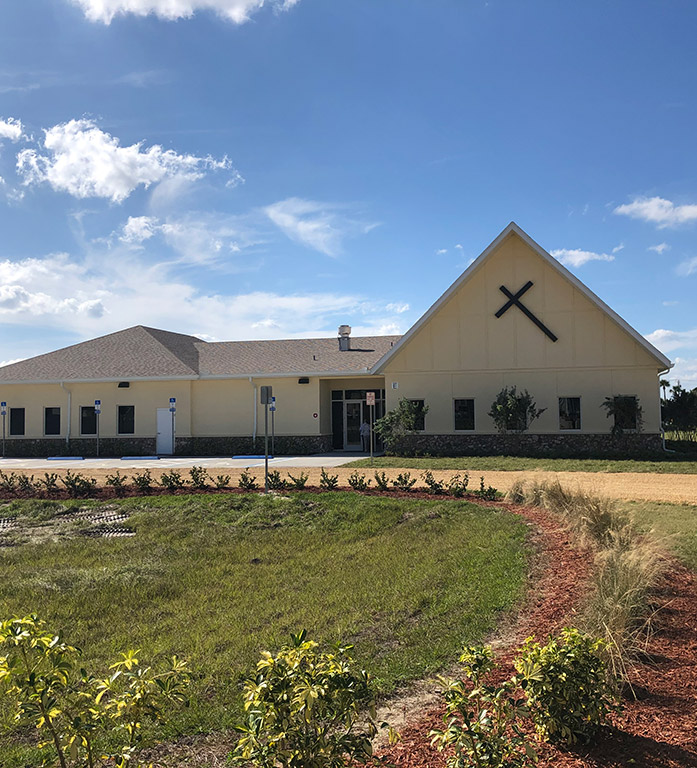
231,630,394,768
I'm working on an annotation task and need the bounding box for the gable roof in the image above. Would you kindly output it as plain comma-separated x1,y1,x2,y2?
372,222,672,373
0,326,400,384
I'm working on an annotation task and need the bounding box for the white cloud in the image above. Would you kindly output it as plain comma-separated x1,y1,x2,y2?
0,244,404,345
649,242,670,255
120,216,159,243
454,243,463,251
0,117,23,142
614,196,697,228
645,327,697,354
385,302,409,314
550,248,615,268
17,118,236,203
264,197,377,257
668,357,697,389
677,257,697,276
662,300,679,307
69,0,299,24
611,243,624,254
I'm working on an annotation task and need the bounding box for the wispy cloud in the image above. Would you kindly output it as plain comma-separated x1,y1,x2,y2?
614,196,697,228
264,197,377,257
649,242,670,255
0,117,24,142
550,247,616,268
385,302,409,314
16,118,238,203
677,256,697,276
645,327,697,354
69,0,300,24
435,248,447,255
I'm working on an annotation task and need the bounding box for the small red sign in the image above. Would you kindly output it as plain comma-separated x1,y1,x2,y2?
313,412,318,418
366,392,376,406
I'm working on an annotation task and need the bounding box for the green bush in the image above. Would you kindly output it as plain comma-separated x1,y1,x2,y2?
160,470,185,491
267,470,288,491
39,472,60,493
447,472,469,498
61,470,97,498
238,468,259,490
0,614,189,768
105,471,129,497
514,628,617,745
373,397,429,452
215,474,231,489
488,386,545,433
17,474,36,494
319,468,339,490
287,471,309,489
421,470,445,495
473,476,498,501
0,471,17,494
189,466,210,489
231,630,392,768
131,469,153,493
347,470,371,491
392,471,416,492
373,471,389,491
431,645,534,768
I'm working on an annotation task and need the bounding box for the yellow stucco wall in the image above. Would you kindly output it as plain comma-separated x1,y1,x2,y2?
0,380,193,439
382,232,664,433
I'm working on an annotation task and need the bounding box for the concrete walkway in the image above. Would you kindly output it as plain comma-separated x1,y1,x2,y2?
0,453,366,470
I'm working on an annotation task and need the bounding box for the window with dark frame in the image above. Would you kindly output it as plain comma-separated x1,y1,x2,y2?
454,399,475,431
410,399,426,431
614,395,638,431
81,406,97,435
118,405,135,435
44,407,61,436
9,408,25,436
558,397,581,430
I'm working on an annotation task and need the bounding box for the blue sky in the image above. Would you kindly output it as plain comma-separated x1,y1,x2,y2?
0,0,695,385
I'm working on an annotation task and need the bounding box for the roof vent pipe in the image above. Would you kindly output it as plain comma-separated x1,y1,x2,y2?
338,325,351,351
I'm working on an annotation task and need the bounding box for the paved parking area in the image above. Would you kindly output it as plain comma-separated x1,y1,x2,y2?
0,453,364,470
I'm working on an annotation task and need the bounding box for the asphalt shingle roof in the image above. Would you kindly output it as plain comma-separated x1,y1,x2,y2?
0,326,400,382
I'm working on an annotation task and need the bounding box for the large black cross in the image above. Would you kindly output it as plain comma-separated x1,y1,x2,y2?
495,281,558,342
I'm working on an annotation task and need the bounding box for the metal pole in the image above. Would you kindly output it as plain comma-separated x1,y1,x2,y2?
271,407,275,457
264,403,269,493
96,411,100,458
171,410,176,455
2,410,5,460
370,402,374,465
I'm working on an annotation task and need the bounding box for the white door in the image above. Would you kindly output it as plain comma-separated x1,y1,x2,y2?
156,408,173,454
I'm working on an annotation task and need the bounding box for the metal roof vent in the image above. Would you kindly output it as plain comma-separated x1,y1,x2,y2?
338,324,351,351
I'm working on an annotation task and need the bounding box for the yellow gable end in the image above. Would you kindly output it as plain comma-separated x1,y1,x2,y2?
384,231,661,375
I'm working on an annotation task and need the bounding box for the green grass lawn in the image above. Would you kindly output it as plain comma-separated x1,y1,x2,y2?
0,492,529,766
627,500,697,571
348,455,697,473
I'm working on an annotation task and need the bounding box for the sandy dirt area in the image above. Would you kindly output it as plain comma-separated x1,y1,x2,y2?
31,465,697,504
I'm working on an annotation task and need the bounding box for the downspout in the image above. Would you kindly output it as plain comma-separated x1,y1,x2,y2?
60,382,71,448
249,376,257,448
657,368,675,453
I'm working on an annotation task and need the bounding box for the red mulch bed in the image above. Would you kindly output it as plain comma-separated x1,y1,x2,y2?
376,502,697,768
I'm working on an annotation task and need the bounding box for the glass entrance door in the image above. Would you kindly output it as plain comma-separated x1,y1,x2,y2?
344,401,363,450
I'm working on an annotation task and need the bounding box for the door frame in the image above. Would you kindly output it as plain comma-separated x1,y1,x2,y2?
343,399,364,450
156,407,174,455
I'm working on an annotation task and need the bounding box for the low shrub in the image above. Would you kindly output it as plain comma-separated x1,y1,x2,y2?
215,474,231,489
231,630,392,768
0,614,189,768
431,645,534,768
0,471,17,494
373,471,390,491
16,474,35,494
189,465,210,489
348,470,371,491
61,470,97,498
160,470,186,491
131,469,153,493
319,468,339,490
515,628,618,745
267,470,287,491
38,472,60,493
392,471,416,492
473,476,498,501
447,472,469,498
238,469,259,491
105,470,129,497
421,470,445,495
287,471,309,490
